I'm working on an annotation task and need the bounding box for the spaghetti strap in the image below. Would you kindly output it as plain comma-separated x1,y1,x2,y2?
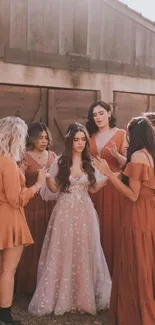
141,149,153,167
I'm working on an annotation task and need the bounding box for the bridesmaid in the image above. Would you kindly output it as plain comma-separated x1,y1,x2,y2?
0,117,47,325
93,116,155,325
86,100,126,276
16,122,56,295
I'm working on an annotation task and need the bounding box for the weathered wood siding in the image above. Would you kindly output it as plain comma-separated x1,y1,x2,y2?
0,0,155,78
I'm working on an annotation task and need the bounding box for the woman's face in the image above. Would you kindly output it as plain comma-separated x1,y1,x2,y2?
73,131,87,154
34,130,49,151
92,105,111,129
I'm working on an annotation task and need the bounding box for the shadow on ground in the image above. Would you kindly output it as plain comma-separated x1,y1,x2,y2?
12,295,108,325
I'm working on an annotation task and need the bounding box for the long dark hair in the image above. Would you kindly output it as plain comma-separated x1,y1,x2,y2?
86,100,116,136
27,122,52,150
122,116,155,185
56,122,96,192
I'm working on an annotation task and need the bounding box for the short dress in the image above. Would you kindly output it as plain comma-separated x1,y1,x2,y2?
0,155,34,250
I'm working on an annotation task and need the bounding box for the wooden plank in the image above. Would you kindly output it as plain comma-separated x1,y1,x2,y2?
74,0,88,55
88,0,103,60
149,96,155,111
10,0,27,50
122,18,135,65
31,88,48,124
100,4,116,61
151,34,155,68
54,89,97,108
59,0,74,55
42,0,60,54
27,0,44,52
112,10,125,63
0,85,41,124
27,0,60,53
114,92,148,128
48,89,97,154
145,30,154,67
48,89,65,154
0,0,10,57
135,24,146,66
5,47,28,65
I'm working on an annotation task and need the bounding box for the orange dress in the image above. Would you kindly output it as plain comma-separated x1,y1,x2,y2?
89,129,126,276
16,151,56,295
0,155,34,250
109,162,155,325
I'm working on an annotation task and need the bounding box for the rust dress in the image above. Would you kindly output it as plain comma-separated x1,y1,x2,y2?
16,151,56,295
109,161,155,325
0,155,34,250
89,129,126,276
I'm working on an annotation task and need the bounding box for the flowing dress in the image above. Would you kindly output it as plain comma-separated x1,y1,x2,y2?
90,129,126,276
109,160,155,325
15,151,56,295
28,159,111,316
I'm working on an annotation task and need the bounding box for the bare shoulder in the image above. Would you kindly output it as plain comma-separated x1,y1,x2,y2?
131,150,153,166
117,128,126,135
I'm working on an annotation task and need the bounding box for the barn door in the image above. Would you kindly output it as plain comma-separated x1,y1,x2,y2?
114,91,150,129
0,85,48,124
48,89,99,154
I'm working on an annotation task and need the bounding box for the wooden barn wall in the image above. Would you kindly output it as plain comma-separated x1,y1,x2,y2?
0,0,155,78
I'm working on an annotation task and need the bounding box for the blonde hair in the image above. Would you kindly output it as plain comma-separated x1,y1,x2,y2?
0,116,28,161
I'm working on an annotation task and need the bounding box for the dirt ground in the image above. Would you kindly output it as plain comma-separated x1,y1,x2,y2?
12,295,108,325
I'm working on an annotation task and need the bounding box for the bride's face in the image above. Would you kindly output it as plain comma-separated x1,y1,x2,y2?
73,131,86,153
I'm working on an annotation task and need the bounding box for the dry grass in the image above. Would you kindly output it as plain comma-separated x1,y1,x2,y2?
12,295,108,325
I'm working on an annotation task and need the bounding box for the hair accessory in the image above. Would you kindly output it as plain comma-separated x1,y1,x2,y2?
137,119,145,125
65,130,71,138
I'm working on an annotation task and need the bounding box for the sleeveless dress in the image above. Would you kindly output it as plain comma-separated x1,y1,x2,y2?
89,129,126,276
109,158,155,325
15,151,56,295
28,159,111,316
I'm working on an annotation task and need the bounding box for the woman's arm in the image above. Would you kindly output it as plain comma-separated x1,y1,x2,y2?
107,140,127,167
93,154,142,202
89,177,108,193
46,176,59,193
3,158,45,208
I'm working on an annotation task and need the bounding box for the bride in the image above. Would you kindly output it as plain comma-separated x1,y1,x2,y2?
28,122,111,316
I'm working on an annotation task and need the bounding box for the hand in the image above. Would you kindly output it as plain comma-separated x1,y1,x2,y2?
92,156,112,177
107,141,119,159
37,167,48,186
45,168,51,179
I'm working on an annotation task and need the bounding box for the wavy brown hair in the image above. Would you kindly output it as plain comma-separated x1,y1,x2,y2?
86,100,116,136
27,122,52,150
56,122,96,192
122,116,155,185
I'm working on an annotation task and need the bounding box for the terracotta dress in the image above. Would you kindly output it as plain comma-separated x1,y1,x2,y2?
0,155,34,250
16,151,56,295
109,161,155,325
89,129,126,276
